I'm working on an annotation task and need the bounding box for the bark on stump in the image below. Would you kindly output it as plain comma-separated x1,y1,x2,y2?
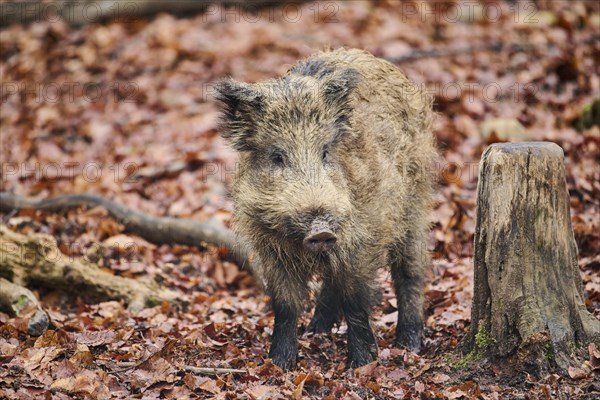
462,142,599,374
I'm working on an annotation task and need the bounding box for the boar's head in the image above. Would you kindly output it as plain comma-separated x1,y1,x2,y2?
215,69,361,254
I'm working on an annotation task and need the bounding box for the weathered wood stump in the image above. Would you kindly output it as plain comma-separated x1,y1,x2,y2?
462,142,599,374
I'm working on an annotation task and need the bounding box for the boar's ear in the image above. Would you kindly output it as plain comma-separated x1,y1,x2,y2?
214,79,264,151
321,68,361,110
321,69,360,139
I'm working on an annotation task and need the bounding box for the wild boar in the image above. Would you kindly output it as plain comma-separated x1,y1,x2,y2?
215,48,436,369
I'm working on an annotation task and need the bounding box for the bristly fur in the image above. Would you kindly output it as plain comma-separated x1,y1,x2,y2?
215,48,437,369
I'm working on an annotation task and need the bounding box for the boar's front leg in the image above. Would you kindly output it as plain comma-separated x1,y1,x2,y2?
266,272,306,370
341,279,379,368
269,298,299,369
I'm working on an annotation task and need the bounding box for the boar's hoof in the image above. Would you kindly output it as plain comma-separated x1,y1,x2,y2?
396,324,422,353
348,344,378,368
269,343,298,370
303,231,337,253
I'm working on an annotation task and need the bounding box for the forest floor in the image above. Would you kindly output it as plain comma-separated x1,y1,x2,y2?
1,1,599,399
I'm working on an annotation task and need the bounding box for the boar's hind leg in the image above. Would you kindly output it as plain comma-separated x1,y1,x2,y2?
307,279,342,333
389,233,426,352
342,281,379,368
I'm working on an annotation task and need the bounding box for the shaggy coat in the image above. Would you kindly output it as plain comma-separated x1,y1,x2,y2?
216,48,436,369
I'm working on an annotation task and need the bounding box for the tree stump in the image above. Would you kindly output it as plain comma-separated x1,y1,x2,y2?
462,142,599,374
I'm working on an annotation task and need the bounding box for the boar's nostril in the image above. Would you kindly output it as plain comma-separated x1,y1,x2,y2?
303,231,337,252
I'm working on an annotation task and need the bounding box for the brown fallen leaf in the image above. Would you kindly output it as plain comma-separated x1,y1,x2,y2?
387,368,410,382
69,344,94,367
589,343,600,370
256,359,284,377
365,381,381,393
246,384,282,400
568,365,591,380
74,330,117,347
353,360,378,379
126,356,178,392
50,369,102,396
444,387,468,399
445,381,482,398
342,391,362,400
0,338,19,360
22,346,63,372
431,372,450,384
292,373,308,400
414,380,425,393
305,371,325,387
184,375,221,395
103,233,155,253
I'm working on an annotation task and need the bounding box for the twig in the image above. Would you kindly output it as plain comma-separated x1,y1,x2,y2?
114,361,246,375
182,365,247,375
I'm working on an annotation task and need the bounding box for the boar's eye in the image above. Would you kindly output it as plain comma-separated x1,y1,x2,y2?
322,148,331,164
270,150,286,167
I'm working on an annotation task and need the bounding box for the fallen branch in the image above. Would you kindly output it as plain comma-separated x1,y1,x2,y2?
0,225,183,312
114,361,246,375
105,339,247,375
0,277,50,336
0,192,251,269
182,365,247,375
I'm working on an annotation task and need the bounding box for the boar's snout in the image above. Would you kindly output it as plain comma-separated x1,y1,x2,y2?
303,218,337,253
304,231,337,252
